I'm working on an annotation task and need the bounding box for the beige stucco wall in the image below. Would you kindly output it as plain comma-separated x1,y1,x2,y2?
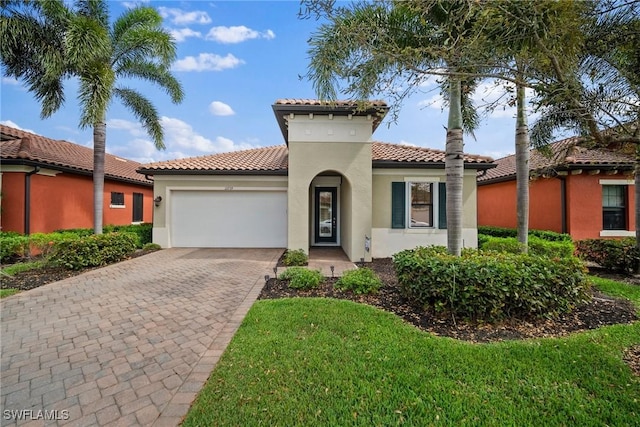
287,114,375,262
371,168,479,258
151,175,288,247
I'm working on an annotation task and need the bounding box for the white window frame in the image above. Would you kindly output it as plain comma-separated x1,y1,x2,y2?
406,181,438,229
599,180,633,237
110,191,126,209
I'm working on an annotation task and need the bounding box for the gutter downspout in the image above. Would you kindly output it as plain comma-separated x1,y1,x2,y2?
557,175,567,234
24,166,40,235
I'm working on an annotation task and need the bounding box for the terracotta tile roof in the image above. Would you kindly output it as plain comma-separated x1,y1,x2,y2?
478,136,635,183
0,124,152,185
138,142,494,174
274,99,388,108
372,142,494,165
139,145,289,173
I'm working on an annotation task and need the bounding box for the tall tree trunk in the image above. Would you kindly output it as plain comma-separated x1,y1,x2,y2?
635,145,640,274
93,122,106,235
446,77,464,256
515,79,530,253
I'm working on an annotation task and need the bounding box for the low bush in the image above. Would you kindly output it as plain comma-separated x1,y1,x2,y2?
142,243,162,251
393,246,590,322
575,238,639,273
104,224,152,248
478,226,572,242
0,233,29,262
335,268,382,294
480,235,575,258
49,232,138,270
279,267,323,290
283,249,308,266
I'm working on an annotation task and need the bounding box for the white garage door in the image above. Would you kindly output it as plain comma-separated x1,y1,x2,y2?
170,190,287,247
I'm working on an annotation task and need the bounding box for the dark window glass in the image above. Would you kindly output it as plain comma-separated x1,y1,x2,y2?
110,192,125,206
602,185,626,230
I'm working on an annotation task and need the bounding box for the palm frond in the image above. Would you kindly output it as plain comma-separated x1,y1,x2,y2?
113,87,164,149
115,59,183,103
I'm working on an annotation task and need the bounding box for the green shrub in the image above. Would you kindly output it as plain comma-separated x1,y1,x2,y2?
105,224,152,248
480,235,575,258
53,227,94,237
49,232,138,270
393,246,590,322
279,267,323,290
142,243,162,251
0,234,29,262
478,226,571,242
575,238,639,273
336,268,382,294
283,249,308,266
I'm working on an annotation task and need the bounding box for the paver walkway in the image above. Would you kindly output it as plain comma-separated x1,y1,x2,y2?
1,248,282,426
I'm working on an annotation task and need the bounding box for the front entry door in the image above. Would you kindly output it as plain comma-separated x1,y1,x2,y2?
314,187,337,244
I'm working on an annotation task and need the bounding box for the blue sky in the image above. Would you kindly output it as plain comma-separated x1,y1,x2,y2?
1,0,527,164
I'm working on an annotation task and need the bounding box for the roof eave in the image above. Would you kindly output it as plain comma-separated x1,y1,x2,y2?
137,168,289,176
478,163,634,185
373,160,496,170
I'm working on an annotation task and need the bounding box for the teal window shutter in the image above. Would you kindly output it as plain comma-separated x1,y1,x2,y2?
391,182,406,228
438,182,447,229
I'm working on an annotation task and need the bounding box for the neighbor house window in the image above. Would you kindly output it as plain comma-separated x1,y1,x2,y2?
391,182,447,229
410,182,433,227
110,192,125,208
602,185,626,230
132,193,143,222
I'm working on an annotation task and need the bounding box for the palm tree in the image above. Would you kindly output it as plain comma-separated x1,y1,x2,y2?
1,0,184,234
306,0,482,256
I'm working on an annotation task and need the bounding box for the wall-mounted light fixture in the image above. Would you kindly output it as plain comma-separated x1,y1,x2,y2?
154,196,162,207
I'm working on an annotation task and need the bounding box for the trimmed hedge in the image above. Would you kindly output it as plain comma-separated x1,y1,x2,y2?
49,232,139,270
478,226,572,242
576,238,639,273
393,246,590,322
480,235,575,258
56,223,152,248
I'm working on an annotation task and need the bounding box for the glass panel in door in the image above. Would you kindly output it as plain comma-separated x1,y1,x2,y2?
315,187,337,244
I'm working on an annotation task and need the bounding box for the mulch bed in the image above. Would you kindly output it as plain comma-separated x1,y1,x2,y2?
260,258,640,375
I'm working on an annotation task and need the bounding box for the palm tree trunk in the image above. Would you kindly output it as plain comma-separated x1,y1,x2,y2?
515,79,530,253
446,76,464,256
93,122,106,235
635,145,639,273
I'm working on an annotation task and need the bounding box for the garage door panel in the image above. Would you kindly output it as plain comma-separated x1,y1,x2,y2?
171,190,287,247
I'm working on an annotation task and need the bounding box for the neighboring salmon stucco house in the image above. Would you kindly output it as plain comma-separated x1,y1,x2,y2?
0,124,153,234
477,136,636,240
137,99,495,262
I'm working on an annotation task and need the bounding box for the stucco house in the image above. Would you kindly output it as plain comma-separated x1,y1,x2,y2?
138,99,494,262
477,136,636,240
0,124,153,234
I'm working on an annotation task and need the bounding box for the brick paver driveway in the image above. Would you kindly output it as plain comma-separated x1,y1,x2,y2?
1,248,282,426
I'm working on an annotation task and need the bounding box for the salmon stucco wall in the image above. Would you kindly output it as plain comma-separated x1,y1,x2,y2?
477,174,636,239
567,174,635,240
1,171,152,234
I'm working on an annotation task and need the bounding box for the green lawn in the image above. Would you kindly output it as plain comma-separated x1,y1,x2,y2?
184,277,640,427
0,288,19,298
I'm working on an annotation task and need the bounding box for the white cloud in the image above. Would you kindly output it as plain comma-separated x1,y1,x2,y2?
122,0,150,9
158,7,211,25
169,28,202,43
209,101,235,116
172,53,244,72
206,25,275,43
1,77,20,86
398,140,418,147
106,117,257,163
107,118,148,137
0,120,36,134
